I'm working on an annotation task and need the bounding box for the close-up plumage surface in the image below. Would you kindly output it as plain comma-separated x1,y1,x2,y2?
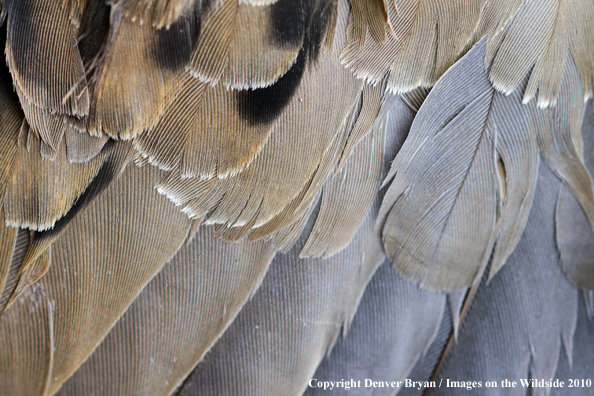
0,0,593,395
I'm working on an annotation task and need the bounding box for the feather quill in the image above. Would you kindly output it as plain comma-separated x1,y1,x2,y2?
430,161,578,396
379,39,542,291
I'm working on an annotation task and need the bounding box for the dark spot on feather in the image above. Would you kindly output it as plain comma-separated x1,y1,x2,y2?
270,0,309,48
302,0,332,62
236,0,332,125
237,49,306,126
270,0,332,58
5,0,42,84
0,22,22,111
153,13,201,71
201,0,214,13
79,1,111,67
35,141,126,242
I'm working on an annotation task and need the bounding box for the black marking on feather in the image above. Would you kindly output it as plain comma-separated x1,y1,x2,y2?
0,21,21,109
5,0,42,85
237,49,306,126
270,0,309,48
303,0,331,62
0,230,29,312
78,0,111,67
34,141,125,242
153,12,201,71
237,0,331,126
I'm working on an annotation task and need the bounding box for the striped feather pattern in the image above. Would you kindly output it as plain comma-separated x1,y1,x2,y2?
487,0,594,108
56,225,276,396
0,283,54,396
430,161,578,396
4,0,88,150
110,0,198,28
175,198,385,396
0,1,592,395
555,100,594,289
5,160,194,395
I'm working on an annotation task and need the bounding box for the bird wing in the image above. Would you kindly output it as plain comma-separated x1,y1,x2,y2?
0,1,593,395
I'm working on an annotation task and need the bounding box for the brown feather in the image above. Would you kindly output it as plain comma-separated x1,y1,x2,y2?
80,6,199,139
109,0,197,28
487,0,594,108
189,0,311,89
0,210,17,309
7,160,195,394
0,47,23,202
134,72,272,179
0,283,54,396
341,0,487,94
3,130,113,232
301,91,385,257
57,225,276,396
157,0,363,242
4,0,89,150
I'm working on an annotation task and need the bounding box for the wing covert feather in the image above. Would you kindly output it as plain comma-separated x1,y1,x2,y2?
0,161,194,394
4,0,88,150
379,41,498,291
176,197,385,396
57,226,276,396
555,101,594,289
157,0,365,243
430,161,578,396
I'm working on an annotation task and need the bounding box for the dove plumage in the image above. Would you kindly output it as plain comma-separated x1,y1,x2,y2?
0,1,593,396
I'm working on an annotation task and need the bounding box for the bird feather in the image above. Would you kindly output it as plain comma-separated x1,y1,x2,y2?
555,100,594,289
430,160,578,396
56,225,276,396
4,0,88,150
1,159,194,394
175,197,385,396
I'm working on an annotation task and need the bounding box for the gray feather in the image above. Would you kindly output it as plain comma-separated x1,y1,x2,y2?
430,161,578,396
555,100,594,289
